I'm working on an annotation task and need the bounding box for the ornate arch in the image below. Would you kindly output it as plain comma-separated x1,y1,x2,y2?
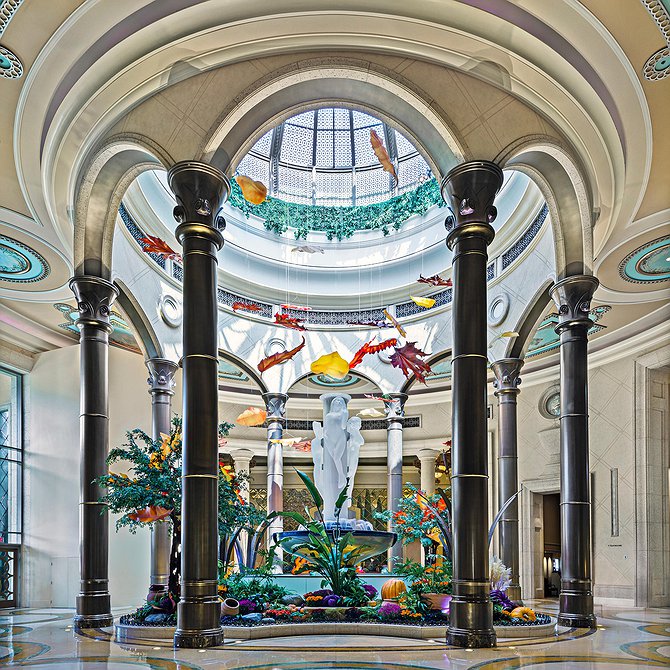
499,136,595,279
73,134,173,279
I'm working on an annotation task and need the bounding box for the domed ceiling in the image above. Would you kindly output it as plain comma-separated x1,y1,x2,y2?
236,107,433,208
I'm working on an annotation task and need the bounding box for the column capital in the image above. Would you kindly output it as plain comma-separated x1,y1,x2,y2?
417,448,439,463
441,160,503,251
168,161,230,250
230,448,255,464
262,392,289,422
550,275,599,334
491,358,524,395
69,276,119,333
146,358,178,396
384,392,408,422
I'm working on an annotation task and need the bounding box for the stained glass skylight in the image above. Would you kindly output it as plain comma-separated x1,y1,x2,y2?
235,107,433,207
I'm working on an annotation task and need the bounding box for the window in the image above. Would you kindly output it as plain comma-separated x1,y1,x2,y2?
0,367,22,607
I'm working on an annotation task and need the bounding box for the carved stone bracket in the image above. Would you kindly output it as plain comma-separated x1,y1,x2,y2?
384,393,408,422
491,358,524,395
441,161,503,250
168,161,230,250
263,392,289,424
146,358,178,396
69,276,119,333
550,275,599,334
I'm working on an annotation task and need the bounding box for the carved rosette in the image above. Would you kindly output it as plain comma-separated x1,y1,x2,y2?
262,392,289,425
550,275,599,334
491,358,524,396
385,393,408,422
146,358,178,396
68,276,119,333
168,161,230,249
441,161,504,250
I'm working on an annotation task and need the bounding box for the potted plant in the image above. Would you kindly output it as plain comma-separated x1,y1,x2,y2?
394,557,453,611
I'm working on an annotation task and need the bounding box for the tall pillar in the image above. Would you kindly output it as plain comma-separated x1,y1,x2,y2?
442,161,503,648
385,393,407,569
169,161,228,648
146,358,179,595
550,275,598,629
418,449,438,497
69,275,119,629
491,358,523,603
230,448,255,503
263,392,288,570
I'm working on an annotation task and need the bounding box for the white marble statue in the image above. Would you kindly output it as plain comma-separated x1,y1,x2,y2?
310,394,372,530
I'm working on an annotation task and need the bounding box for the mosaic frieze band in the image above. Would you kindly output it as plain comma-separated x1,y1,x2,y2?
120,200,549,326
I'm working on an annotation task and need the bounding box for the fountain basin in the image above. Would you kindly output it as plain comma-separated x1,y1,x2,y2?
275,530,397,563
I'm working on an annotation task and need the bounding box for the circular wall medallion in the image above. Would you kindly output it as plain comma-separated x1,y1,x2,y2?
0,234,50,282
643,46,670,80
0,45,23,79
159,294,182,327
539,385,561,419
264,337,286,358
619,236,670,284
487,293,510,326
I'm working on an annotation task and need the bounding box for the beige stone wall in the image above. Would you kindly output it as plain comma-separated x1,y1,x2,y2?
512,355,636,605
23,344,163,608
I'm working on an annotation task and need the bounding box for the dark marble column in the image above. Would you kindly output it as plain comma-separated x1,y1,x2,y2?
491,358,523,603
550,275,599,629
263,392,288,571
169,161,229,648
146,358,179,595
385,393,407,570
69,275,119,629
442,161,503,648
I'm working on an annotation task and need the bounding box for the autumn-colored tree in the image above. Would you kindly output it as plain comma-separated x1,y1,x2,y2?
100,416,261,601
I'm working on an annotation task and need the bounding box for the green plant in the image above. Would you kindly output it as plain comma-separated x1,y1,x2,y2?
228,178,442,241
394,557,452,601
219,571,292,609
100,417,259,598
271,469,370,605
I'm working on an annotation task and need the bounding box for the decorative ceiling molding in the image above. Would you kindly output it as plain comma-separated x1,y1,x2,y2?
0,0,23,79
640,0,670,80
618,235,670,284
0,234,49,283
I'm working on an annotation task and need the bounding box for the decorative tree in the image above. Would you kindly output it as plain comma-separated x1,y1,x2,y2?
100,416,260,605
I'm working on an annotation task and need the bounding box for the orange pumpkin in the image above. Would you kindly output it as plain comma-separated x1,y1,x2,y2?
381,578,407,601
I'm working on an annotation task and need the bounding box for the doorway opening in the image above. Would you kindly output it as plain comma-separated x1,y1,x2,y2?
542,493,561,598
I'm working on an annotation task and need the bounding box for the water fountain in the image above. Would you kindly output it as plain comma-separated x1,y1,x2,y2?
276,393,396,564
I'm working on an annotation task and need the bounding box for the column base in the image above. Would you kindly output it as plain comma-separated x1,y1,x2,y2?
557,613,597,629
506,584,522,603
74,613,114,629
174,628,224,648
447,627,497,648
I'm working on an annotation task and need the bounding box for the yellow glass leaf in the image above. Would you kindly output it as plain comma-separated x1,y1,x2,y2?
310,351,350,379
269,436,304,446
500,331,519,338
235,175,268,205
236,407,267,426
357,408,385,418
410,296,436,309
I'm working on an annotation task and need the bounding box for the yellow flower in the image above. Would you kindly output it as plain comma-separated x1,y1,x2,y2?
410,296,436,309
310,352,350,379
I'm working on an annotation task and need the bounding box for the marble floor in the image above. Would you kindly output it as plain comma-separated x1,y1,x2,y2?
0,600,668,669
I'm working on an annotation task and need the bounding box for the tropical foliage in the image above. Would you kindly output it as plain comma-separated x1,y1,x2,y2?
100,417,261,601
228,178,442,241
271,470,371,605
